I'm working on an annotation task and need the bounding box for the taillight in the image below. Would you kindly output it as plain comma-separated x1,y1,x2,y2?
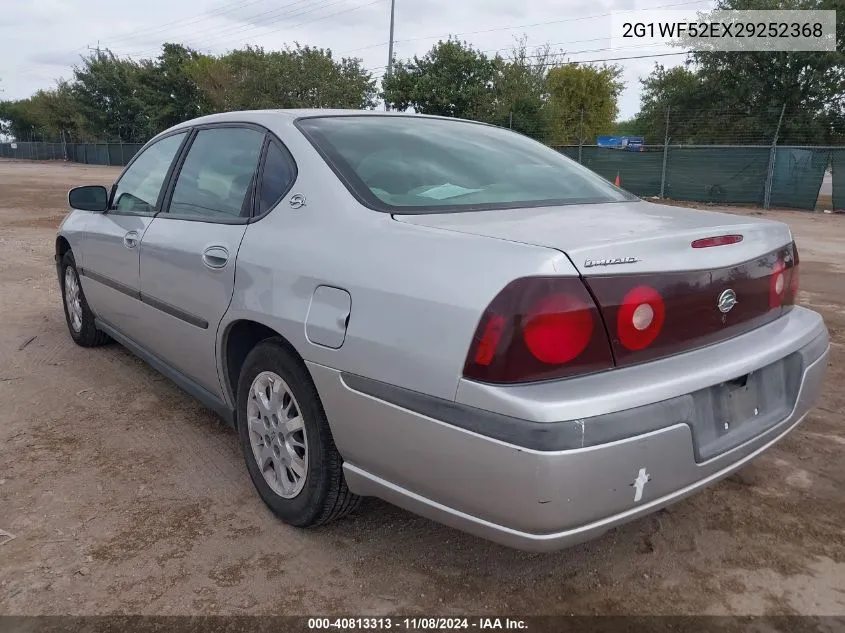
463,277,614,384
586,244,791,367
523,292,595,364
616,285,666,351
786,242,800,305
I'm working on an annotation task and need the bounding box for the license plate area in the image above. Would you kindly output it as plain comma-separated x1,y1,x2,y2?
718,373,761,436
690,353,802,462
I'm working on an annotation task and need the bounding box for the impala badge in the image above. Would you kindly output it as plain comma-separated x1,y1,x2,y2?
584,256,639,268
718,289,738,313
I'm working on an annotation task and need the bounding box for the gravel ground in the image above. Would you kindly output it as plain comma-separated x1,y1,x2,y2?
0,159,843,617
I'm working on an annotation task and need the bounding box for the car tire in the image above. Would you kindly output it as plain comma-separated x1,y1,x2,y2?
60,250,110,347
237,338,360,527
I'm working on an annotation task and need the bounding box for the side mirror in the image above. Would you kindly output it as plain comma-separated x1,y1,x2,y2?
68,185,109,212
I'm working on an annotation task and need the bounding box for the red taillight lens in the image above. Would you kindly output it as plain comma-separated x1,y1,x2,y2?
586,244,790,367
522,293,594,364
691,234,744,248
474,314,506,366
786,242,800,305
769,259,786,308
616,285,666,351
463,277,614,384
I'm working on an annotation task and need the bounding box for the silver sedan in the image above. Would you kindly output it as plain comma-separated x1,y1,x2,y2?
56,110,829,551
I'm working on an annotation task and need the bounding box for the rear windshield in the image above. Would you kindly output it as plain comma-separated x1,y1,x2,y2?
296,115,637,214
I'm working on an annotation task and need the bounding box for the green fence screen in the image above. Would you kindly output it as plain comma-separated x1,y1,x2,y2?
770,148,830,210
579,147,665,198
831,149,845,212
665,147,770,205
0,141,143,166
556,145,842,211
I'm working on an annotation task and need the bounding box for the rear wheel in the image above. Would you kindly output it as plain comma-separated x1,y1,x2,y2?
237,339,360,526
60,251,110,347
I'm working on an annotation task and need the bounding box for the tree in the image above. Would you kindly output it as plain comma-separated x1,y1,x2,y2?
0,99,40,140
489,37,556,139
138,44,213,133
186,44,377,112
382,39,502,120
690,0,845,143
544,63,624,145
71,50,148,141
632,0,845,144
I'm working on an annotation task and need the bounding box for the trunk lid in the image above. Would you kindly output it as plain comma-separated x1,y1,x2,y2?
395,200,798,368
393,200,792,274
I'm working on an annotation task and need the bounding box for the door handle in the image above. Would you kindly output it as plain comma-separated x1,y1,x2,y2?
123,231,139,249
202,246,229,269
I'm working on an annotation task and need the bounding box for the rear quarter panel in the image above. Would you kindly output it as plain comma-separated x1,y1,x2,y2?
222,118,573,403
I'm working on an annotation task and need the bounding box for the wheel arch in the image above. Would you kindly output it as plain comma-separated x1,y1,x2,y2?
55,235,72,279
56,235,72,258
220,318,308,417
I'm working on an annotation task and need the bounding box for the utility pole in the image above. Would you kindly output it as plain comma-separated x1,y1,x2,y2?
578,106,585,164
659,106,671,198
384,0,396,111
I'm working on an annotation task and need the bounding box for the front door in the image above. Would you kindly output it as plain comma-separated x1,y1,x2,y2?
136,125,265,396
80,131,188,337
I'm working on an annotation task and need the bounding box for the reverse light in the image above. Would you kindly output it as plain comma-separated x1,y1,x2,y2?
617,286,665,351
769,259,786,308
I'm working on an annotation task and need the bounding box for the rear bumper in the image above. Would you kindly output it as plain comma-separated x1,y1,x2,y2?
308,307,829,552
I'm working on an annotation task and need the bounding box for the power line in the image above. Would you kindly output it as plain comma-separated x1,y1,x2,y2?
338,0,710,55
125,0,346,56
119,0,384,59
98,0,277,47
535,50,691,67
66,0,710,64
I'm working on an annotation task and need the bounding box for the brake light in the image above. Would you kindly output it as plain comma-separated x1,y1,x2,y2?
616,286,666,351
691,235,744,248
523,293,594,364
463,277,614,384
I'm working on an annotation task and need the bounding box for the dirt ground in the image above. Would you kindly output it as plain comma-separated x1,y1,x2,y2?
1,159,844,617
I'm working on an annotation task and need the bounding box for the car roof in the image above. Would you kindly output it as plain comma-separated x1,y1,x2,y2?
166,108,480,129
153,109,497,145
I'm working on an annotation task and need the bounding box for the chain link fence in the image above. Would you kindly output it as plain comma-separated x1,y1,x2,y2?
0,141,143,166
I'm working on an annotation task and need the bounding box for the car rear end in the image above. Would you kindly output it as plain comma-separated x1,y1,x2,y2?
337,226,828,550
295,113,829,550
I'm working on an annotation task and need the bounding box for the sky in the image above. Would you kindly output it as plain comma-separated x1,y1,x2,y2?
0,0,715,121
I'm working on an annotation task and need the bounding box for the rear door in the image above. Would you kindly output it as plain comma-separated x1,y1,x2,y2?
135,125,266,396
80,131,188,337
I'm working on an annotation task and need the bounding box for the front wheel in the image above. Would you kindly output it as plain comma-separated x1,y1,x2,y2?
60,251,110,347
237,339,360,527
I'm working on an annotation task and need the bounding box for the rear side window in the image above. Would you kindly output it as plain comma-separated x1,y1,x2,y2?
168,127,264,219
297,115,637,214
258,141,296,215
